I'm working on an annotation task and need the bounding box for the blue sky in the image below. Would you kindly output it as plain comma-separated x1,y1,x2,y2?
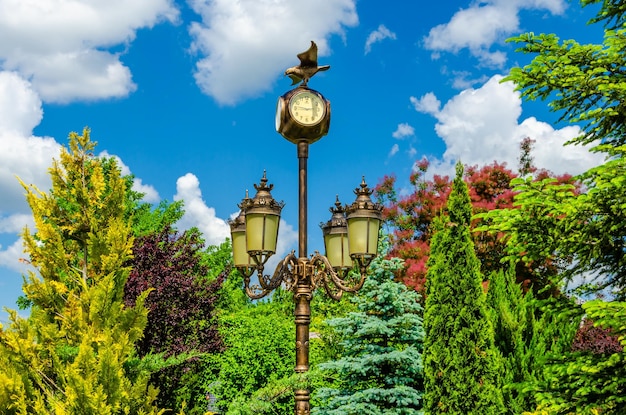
0,0,607,319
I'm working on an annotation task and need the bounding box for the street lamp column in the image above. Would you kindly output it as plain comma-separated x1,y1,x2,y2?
229,42,383,415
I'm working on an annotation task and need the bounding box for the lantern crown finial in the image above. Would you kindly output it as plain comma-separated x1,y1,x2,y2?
346,177,382,218
321,195,347,232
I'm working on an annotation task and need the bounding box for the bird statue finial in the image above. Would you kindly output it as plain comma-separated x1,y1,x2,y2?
284,41,330,87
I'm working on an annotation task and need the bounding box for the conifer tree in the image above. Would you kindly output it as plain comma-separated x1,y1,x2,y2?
0,129,165,414
423,162,504,414
312,236,425,415
486,268,580,413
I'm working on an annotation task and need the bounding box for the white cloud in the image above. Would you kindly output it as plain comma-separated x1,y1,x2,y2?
0,0,178,103
410,92,440,115
0,72,60,214
174,173,230,246
413,74,604,177
188,0,358,105
0,214,33,234
0,71,42,135
388,143,400,158
0,238,30,273
364,24,396,55
407,146,417,158
423,0,566,67
392,123,415,139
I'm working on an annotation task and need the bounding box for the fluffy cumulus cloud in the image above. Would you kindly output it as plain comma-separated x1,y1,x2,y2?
364,24,397,54
188,0,358,105
424,0,566,67
392,123,415,139
0,71,161,276
0,0,178,103
0,72,59,214
0,239,31,273
0,72,56,273
412,74,604,177
174,173,230,246
410,92,440,115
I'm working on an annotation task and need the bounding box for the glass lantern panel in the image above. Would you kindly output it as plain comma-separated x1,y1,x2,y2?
324,232,351,268
231,230,251,267
246,212,280,254
348,217,381,256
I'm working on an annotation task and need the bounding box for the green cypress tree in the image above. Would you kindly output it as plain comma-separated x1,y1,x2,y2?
486,268,581,414
0,129,165,414
423,162,504,414
312,235,425,415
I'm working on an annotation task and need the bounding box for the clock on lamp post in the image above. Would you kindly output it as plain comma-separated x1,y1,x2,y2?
276,86,331,144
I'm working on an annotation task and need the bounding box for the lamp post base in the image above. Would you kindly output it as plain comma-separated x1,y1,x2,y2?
295,389,310,415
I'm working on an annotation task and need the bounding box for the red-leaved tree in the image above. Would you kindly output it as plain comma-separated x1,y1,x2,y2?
375,138,575,295
124,226,225,356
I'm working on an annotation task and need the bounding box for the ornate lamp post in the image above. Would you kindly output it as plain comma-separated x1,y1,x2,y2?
229,42,383,415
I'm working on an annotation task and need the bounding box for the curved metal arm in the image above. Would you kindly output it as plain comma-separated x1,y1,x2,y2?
244,277,274,300
241,251,298,300
309,252,368,299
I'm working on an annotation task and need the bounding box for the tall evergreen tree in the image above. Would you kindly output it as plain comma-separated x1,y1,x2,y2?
0,129,165,414
312,236,425,415
423,162,504,414
486,268,580,414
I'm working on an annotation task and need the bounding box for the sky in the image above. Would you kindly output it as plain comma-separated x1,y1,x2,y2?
0,0,608,320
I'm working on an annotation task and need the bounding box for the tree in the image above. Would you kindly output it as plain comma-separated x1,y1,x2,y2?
212,269,360,415
528,300,626,414
374,153,573,296
502,0,626,296
124,226,227,413
375,159,517,293
211,295,295,415
312,236,425,415
477,1,626,412
423,162,505,414
0,129,165,414
124,226,224,357
486,267,580,414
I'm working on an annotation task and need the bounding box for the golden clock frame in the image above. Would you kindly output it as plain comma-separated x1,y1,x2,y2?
276,86,331,144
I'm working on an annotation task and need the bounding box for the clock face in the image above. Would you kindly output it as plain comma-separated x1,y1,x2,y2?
289,90,325,126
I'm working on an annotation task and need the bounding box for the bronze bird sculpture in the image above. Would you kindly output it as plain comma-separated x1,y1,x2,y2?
285,41,330,87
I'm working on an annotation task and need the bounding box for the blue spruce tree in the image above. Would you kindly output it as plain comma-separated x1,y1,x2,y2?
312,235,425,415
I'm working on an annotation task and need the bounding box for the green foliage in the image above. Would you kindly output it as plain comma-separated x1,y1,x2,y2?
485,2,626,298
504,1,626,148
486,268,581,413
0,128,166,414
528,300,626,414
208,265,358,415
212,299,295,414
130,199,185,237
423,162,505,414
475,176,577,293
484,3,626,412
312,236,425,415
